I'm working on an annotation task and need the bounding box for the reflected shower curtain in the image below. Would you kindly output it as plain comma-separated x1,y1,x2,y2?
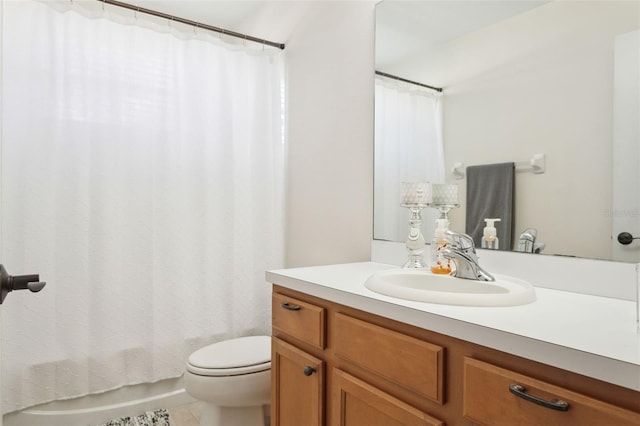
374,76,444,242
1,1,285,412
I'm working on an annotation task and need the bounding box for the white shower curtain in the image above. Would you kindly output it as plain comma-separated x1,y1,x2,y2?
374,75,444,242
1,1,285,412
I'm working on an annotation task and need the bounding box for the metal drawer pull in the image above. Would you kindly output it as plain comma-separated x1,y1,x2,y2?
303,366,316,376
509,384,569,411
280,302,301,311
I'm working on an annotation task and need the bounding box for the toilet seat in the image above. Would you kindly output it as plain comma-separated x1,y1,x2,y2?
187,335,271,377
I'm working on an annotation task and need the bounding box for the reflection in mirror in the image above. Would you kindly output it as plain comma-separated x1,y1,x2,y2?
374,74,444,242
374,0,640,262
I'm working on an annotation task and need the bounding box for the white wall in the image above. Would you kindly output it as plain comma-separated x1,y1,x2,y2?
385,1,640,260
283,1,375,267
148,0,377,269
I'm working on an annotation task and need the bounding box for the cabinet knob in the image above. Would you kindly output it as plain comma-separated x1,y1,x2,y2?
303,366,317,376
509,384,569,411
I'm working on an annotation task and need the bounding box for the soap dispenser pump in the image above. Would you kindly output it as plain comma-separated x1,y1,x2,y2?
430,219,452,274
481,218,501,250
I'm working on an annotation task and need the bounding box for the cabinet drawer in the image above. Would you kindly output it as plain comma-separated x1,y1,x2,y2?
272,293,326,349
332,369,444,426
463,357,640,426
334,313,445,404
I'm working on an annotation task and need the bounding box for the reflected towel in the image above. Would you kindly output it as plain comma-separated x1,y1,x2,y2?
465,162,515,250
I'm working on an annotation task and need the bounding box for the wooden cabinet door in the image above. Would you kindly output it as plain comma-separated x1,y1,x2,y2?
332,369,444,426
271,337,324,426
334,313,445,404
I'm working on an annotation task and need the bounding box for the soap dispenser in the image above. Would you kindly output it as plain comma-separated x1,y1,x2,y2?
481,218,501,250
430,219,452,274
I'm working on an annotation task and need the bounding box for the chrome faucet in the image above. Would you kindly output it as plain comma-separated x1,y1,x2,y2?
517,228,546,254
517,228,537,253
441,230,495,282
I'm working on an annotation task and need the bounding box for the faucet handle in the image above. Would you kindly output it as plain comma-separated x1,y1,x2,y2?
445,230,475,252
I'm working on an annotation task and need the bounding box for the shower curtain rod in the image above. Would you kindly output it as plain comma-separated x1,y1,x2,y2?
375,70,443,93
99,0,285,50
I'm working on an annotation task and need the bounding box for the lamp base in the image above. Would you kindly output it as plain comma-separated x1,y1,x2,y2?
403,256,428,269
403,204,427,268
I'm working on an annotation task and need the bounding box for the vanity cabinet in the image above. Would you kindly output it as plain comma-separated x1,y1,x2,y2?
270,285,640,425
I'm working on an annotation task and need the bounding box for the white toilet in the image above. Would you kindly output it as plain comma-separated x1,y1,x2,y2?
184,335,271,426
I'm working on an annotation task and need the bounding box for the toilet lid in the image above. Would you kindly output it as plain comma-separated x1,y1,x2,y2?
187,335,271,377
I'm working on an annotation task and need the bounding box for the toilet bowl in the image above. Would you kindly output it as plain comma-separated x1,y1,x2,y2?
184,335,271,426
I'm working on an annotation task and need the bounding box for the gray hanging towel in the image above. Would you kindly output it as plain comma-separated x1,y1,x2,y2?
465,162,515,250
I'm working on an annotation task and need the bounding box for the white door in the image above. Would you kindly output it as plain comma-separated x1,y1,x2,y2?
612,30,640,262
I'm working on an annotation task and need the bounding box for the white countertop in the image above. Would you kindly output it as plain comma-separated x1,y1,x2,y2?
266,261,640,392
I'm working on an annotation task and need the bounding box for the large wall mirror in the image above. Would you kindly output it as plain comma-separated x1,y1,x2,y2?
374,0,640,262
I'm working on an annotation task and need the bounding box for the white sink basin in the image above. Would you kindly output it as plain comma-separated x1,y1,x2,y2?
364,269,536,307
